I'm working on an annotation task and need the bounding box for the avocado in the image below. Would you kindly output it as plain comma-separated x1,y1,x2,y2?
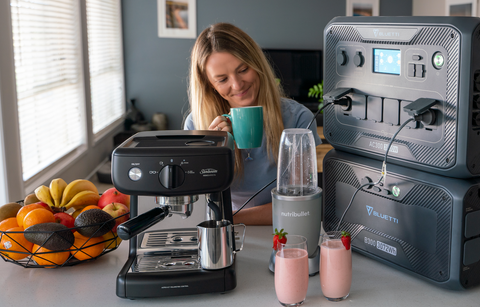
74,209,115,237
24,223,75,251
0,202,22,222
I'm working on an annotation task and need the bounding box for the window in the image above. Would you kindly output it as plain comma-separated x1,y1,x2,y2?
0,0,125,197
11,0,86,180
86,0,125,134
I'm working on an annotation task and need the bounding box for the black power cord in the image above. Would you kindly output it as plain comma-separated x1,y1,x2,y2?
232,102,334,216
334,117,415,231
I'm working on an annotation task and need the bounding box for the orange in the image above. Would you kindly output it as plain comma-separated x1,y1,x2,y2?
0,218,19,232
32,244,70,267
16,203,45,228
81,205,102,213
23,208,55,229
70,231,104,260
0,226,33,260
103,231,121,249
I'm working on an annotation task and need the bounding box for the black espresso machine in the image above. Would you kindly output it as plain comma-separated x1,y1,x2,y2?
111,130,236,299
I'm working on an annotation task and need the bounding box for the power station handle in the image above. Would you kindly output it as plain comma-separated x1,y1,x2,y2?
117,207,169,240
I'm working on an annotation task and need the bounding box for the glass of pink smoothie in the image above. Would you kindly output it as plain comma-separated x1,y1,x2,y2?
274,235,309,306
320,231,352,301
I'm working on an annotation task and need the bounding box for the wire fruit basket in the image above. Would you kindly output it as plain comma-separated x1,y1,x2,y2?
0,212,128,269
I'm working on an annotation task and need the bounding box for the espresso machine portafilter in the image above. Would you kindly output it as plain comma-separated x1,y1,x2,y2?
270,129,322,275
111,130,237,299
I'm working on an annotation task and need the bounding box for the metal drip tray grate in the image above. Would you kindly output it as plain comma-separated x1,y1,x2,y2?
139,228,198,253
133,254,201,273
132,228,201,273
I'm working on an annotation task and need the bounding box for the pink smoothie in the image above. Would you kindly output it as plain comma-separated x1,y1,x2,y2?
275,248,309,305
320,239,352,300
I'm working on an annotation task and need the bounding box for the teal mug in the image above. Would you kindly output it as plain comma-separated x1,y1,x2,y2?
222,106,263,149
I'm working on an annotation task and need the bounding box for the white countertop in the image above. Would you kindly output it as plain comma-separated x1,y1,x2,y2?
1,196,479,306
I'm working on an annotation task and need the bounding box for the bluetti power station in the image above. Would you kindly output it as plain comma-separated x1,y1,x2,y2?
322,17,480,290
322,16,480,178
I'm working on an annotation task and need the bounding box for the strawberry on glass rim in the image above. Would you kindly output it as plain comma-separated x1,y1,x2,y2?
341,231,351,250
273,228,288,251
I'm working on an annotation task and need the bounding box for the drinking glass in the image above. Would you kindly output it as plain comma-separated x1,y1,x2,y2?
274,235,309,306
320,231,352,301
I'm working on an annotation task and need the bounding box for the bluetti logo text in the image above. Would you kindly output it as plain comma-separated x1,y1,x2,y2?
366,205,398,224
373,29,400,38
281,211,310,217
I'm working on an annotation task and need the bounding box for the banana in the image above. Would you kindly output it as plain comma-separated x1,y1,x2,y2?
49,178,68,207
63,190,100,210
70,204,90,212
34,185,55,207
59,179,98,207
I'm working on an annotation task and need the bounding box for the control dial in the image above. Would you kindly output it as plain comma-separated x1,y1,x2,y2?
353,52,364,67
128,167,142,181
159,165,185,189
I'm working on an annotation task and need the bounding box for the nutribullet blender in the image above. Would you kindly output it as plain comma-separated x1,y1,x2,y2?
269,128,322,275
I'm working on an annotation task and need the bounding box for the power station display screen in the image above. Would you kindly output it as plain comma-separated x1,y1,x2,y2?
373,48,401,75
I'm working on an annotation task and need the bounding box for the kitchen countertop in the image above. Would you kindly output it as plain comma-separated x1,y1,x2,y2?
1,196,479,306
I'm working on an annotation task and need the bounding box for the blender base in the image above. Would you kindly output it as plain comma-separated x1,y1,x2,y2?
269,245,320,276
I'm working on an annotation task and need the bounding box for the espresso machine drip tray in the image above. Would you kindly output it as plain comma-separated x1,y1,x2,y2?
139,228,198,252
134,254,201,273
133,228,201,273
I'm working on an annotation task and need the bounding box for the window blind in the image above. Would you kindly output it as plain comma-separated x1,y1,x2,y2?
86,0,125,134
10,0,85,181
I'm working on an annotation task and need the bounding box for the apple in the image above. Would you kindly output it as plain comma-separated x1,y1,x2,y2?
102,202,129,232
54,212,75,232
33,201,53,212
98,188,130,210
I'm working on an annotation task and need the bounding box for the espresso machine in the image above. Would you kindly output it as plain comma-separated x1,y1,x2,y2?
111,130,237,299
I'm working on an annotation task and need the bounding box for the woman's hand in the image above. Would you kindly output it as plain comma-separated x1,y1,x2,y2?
208,115,232,133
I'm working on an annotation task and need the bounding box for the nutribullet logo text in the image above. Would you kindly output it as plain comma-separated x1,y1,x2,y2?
281,211,310,217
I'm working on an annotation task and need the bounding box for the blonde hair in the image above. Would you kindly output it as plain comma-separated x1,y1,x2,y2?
187,23,285,176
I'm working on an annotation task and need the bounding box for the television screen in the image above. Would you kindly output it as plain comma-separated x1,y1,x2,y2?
263,49,323,112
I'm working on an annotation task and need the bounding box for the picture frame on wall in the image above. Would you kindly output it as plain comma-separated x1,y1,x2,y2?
346,0,380,16
158,0,197,38
445,0,477,17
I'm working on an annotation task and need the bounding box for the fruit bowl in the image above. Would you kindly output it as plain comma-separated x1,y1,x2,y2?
0,211,127,269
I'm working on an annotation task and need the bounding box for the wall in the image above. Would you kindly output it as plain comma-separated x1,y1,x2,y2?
122,0,413,130
413,0,480,16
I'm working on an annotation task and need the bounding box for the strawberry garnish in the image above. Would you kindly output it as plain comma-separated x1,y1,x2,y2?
341,231,351,250
273,228,288,251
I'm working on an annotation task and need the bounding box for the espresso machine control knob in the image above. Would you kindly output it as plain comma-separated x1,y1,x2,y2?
159,165,185,189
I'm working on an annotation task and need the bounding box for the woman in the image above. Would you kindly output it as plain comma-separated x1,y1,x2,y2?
184,23,321,225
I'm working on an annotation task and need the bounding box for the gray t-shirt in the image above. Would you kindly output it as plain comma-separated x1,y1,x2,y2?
184,98,322,211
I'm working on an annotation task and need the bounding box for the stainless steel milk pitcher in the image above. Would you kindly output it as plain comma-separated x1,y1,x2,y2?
197,220,246,270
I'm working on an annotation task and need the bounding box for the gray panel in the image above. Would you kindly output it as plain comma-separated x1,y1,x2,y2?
465,210,480,238
324,18,467,176
336,182,438,254
384,98,400,125
464,238,480,266
351,93,366,120
323,157,452,282
367,96,382,122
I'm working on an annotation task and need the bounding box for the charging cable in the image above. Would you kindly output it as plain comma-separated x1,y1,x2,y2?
232,101,334,216
334,117,415,231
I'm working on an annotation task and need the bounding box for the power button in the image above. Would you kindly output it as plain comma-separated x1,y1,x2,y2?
128,167,142,181
432,52,444,69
